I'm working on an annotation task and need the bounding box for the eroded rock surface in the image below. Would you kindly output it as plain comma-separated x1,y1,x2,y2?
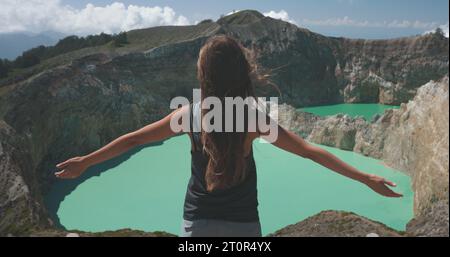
277,76,449,236
0,121,51,235
269,211,403,237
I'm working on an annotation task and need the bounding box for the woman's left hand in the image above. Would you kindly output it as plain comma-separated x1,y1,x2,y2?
364,174,403,198
54,156,88,179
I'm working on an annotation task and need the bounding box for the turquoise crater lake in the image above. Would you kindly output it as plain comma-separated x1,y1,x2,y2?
300,103,400,120
46,104,412,235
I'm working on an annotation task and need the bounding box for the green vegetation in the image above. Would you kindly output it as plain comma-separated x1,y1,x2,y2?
0,59,11,78
198,19,214,25
434,27,445,38
112,32,128,47
0,22,218,85
0,32,129,79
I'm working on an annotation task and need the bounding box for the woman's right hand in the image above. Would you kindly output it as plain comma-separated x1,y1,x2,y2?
55,156,88,179
364,174,403,198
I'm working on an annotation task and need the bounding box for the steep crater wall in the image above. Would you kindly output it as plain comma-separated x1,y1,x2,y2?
277,76,449,236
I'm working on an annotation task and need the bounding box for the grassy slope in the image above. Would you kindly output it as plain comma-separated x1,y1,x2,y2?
0,22,220,88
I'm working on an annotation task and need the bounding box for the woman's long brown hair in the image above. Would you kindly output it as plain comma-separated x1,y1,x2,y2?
197,35,269,192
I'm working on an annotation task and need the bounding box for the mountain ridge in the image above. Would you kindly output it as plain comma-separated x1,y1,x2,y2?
1,10,448,105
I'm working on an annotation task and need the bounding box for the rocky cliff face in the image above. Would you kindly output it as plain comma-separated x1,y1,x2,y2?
278,76,449,236
406,200,448,237
332,35,448,104
355,77,449,218
0,10,448,236
0,121,51,234
218,12,449,106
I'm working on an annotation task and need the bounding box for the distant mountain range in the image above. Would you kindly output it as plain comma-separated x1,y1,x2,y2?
0,31,65,60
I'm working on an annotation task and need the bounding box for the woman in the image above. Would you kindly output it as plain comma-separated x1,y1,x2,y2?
55,35,402,237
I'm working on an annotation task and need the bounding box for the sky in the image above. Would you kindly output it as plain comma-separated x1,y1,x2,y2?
0,0,448,39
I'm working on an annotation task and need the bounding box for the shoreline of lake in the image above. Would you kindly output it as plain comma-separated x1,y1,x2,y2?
45,104,412,236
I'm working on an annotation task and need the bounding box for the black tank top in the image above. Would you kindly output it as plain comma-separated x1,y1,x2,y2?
183,103,259,222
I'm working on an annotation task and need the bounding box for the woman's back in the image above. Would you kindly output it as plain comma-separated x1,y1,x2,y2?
183,102,259,222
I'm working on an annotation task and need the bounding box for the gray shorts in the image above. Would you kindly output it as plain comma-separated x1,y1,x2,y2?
180,219,262,237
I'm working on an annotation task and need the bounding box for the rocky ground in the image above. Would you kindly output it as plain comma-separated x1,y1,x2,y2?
406,200,449,237
270,211,403,237
26,229,175,237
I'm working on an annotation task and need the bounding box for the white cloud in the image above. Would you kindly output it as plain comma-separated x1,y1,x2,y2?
302,16,368,27
263,10,297,25
302,16,442,30
441,23,449,37
424,23,449,38
386,20,439,29
0,0,190,35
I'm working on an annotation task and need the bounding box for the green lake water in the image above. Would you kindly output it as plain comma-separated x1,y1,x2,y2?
300,103,399,120
46,136,413,236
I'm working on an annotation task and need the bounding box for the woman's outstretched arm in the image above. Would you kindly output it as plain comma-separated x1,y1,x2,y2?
55,106,187,179
264,125,403,198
